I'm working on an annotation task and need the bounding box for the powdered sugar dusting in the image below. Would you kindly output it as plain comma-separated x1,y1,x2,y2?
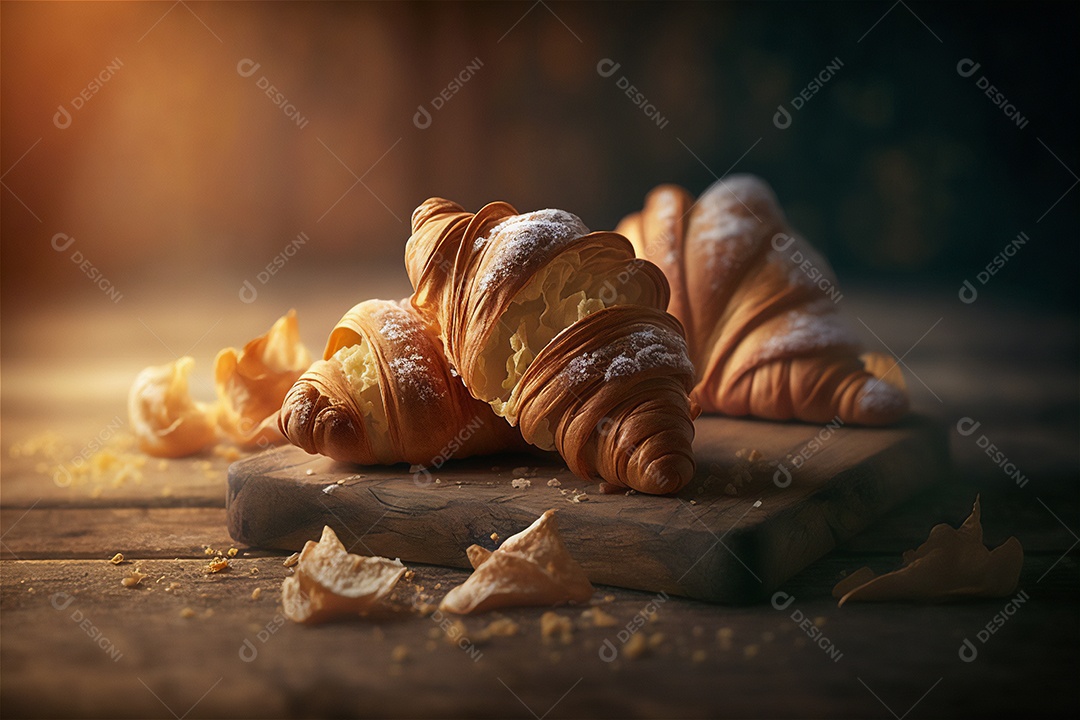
476,209,589,292
857,378,906,415
561,326,692,386
692,185,761,288
374,308,444,403
756,300,858,359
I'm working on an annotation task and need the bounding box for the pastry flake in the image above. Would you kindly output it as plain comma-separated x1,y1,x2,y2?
834,496,1023,606
282,525,406,624
439,510,593,614
214,309,312,446
128,356,217,458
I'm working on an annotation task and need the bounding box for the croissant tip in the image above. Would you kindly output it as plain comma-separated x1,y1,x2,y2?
411,198,462,232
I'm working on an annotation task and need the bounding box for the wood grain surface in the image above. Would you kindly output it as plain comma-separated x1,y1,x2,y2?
227,416,949,603
1,284,1076,719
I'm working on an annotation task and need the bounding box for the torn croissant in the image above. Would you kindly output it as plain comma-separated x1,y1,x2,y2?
282,525,406,624
615,176,909,425
279,299,526,465
215,309,312,446
833,496,1023,605
407,199,698,494
440,510,593,614
128,356,217,458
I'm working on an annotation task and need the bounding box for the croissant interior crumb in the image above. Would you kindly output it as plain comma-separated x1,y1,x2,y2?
333,340,390,456
477,249,653,444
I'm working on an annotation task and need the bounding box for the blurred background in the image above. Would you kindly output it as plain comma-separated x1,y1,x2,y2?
2,1,1077,449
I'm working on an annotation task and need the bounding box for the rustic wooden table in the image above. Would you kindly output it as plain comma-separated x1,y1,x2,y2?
2,274,1077,718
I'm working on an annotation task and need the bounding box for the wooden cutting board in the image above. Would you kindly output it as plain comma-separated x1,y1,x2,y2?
226,415,948,604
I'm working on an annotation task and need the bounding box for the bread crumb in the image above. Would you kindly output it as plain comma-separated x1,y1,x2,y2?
511,478,531,489
227,547,239,557
744,643,760,658
540,612,573,645
403,569,415,582
434,583,441,590
179,607,196,619
205,556,230,574
249,567,259,576
214,445,242,462
476,617,520,641
109,552,125,565
623,632,647,659
283,552,300,567
391,645,409,663
489,532,500,543
580,607,618,628
570,492,588,503
203,546,216,556
251,587,262,601
305,468,314,476
689,499,697,506
692,649,707,662
547,478,561,488
165,582,181,593
717,627,733,650
121,569,147,588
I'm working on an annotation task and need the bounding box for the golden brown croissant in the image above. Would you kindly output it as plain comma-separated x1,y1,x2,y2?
615,175,908,425
279,298,526,466
405,199,698,494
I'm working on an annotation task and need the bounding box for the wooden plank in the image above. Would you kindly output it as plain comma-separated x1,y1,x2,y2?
1,555,1075,719
227,415,950,604
0,507,247,560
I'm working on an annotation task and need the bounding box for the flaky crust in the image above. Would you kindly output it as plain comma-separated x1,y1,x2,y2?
406,199,697,494
279,299,524,466
616,176,908,425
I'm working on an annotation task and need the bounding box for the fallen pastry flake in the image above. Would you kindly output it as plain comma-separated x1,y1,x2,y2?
547,478,561,488
283,552,300,568
109,552,125,565
281,525,406,624
511,478,531,489
205,557,230,574
121,569,147,588
251,587,262,601
227,547,239,558
439,510,593,614
835,496,1023,606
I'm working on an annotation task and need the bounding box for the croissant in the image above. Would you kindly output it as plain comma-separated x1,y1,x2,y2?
615,175,908,425
405,199,698,494
279,299,526,466
214,309,312,446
